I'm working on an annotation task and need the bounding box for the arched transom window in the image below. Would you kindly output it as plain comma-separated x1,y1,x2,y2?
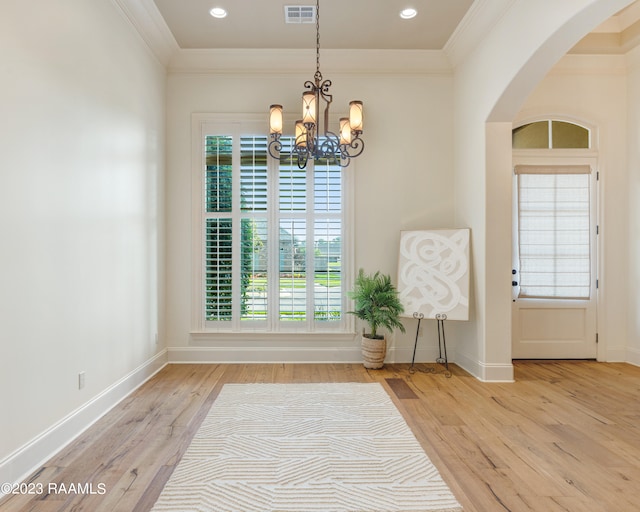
512,120,590,149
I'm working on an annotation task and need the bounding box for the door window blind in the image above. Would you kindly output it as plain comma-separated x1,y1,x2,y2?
515,165,591,299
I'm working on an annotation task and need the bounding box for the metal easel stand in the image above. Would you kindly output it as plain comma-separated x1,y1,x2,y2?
409,312,452,378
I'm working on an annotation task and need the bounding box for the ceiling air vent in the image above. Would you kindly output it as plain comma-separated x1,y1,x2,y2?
285,5,316,24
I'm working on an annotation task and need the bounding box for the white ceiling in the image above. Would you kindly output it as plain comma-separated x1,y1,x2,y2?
151,0,475,50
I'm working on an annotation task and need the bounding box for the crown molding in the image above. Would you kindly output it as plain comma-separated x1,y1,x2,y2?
110,0,179,66
167,48,453,75
569,18,640,55
444,0,516,68
617,0,640,31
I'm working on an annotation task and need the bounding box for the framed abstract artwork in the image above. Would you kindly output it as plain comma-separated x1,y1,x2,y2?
397,229,470,321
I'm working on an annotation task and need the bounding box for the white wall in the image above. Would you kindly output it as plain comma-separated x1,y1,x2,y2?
627,46,640,365
0,0,166,483
514,55,629,362
164,51,456,362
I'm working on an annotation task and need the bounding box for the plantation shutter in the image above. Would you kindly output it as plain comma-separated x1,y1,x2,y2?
205,219,233,320
313,158,343,321
240,136,268,212
205,136,232,213
277,137,308,321
278,138,307,211
515,165,591,299
205,136,233,320
240,136,269,321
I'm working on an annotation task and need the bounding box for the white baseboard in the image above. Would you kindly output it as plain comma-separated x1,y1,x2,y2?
174,341,516,381
455,350,515,382
168,345,363,363
0,350,168,495
626,346,640,367
605,345,630,362
169,343,449,365
167,344,513,382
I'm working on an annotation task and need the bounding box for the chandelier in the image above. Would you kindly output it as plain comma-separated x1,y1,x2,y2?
268,0,364,169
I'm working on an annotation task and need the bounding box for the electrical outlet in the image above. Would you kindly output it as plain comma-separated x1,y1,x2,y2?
78,372,86,390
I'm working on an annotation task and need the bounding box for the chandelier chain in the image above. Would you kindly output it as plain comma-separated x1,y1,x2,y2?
315,0,321,78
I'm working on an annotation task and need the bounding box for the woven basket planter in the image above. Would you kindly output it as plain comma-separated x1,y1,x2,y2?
361,335,387,369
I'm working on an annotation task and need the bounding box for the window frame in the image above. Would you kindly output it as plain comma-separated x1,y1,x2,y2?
190,113,355,338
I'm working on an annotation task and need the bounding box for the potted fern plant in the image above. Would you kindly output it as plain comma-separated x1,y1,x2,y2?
347,268,406,369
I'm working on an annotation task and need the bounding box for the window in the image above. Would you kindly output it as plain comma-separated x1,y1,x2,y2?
514,165,592,299
193,116,351,333
512,120,590,149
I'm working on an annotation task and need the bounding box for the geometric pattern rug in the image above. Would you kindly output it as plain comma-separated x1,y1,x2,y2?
151,383,463,512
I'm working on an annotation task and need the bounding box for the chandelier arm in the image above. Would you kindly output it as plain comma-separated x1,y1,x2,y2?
338,155,351,168
268,133,282,159
318,79,332,137
318,132,340,159
341,136,365,159
296,151,309,170
301,122,316,154
318,79,332,98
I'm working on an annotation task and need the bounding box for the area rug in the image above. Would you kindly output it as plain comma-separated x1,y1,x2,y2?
151,383,463,512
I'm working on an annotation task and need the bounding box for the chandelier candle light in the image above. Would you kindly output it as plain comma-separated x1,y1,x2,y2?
268,0,364,169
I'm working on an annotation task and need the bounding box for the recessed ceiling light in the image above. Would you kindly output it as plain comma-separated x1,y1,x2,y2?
400,8,417,19
209,7,227,18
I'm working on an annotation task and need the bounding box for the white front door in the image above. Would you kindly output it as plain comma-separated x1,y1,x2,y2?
511,156,598,359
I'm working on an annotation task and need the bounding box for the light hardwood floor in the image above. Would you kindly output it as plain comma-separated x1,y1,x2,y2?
2,361,640,511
